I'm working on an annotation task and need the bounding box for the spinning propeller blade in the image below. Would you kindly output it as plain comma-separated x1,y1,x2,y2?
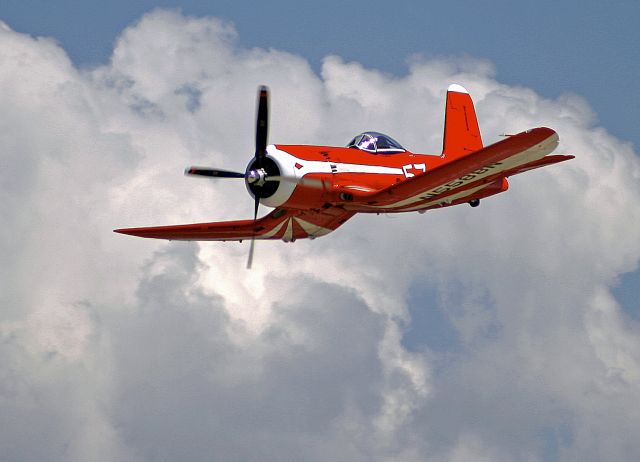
183,86,272,268
184,167,245,178
247,86,270,269
255,85,269,164
246,194,260,269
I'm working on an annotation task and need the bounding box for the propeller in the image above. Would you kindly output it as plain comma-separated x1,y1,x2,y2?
184,85,271,269
184,167,245,178
255,85,269,164
246,86,269,268
184,86,324,268
247,193,260,269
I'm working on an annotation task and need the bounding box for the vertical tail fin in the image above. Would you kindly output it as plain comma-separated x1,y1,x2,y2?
442,84,483,159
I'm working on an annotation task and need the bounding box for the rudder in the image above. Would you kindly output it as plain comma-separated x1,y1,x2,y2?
442,84,483,159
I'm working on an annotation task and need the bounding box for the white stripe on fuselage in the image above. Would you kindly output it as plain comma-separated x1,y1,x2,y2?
270,147,404,178
262,146,406,208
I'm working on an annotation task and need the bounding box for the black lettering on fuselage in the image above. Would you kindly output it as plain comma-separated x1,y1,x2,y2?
418,162,503,201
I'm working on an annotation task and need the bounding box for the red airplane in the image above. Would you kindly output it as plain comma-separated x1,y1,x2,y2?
115,84,573,266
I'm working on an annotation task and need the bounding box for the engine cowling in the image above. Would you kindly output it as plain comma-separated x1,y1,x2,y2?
245,146,298,208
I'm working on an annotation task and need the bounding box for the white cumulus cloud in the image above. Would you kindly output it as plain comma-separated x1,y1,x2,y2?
1,9,639,462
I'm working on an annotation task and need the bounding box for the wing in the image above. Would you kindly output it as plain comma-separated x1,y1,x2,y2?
501,154,574,177
114,206,355,242
359,127,572,211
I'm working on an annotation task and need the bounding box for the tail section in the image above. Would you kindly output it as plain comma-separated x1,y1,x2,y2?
442,84,483,159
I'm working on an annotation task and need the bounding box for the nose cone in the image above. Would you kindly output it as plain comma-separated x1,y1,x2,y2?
246,169,260,184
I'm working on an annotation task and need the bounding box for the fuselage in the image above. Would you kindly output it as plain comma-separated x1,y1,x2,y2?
256,136,531,214
254,144,434,211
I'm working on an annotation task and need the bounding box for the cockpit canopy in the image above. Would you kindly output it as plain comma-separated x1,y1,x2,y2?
347,131,406,154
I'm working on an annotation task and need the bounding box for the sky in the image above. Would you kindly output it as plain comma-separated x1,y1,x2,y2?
3,0,639,149
1,2,639,461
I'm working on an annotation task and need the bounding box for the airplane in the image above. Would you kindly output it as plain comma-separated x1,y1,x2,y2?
115,84,574,267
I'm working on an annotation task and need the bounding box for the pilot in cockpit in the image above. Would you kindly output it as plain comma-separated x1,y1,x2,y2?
347,131,406,154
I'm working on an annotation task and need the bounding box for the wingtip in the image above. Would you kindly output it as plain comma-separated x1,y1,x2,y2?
114,228,138,236
447,83,469,94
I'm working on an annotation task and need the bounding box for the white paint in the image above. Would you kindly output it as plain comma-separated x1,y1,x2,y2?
448,83,469,94
294,217,334,238
258,217,289,239
401,182,490,211
260,145,406,208
282,217,294,242
402,163,427,178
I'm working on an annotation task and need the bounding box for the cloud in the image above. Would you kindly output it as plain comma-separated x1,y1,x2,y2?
1,9,639,461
